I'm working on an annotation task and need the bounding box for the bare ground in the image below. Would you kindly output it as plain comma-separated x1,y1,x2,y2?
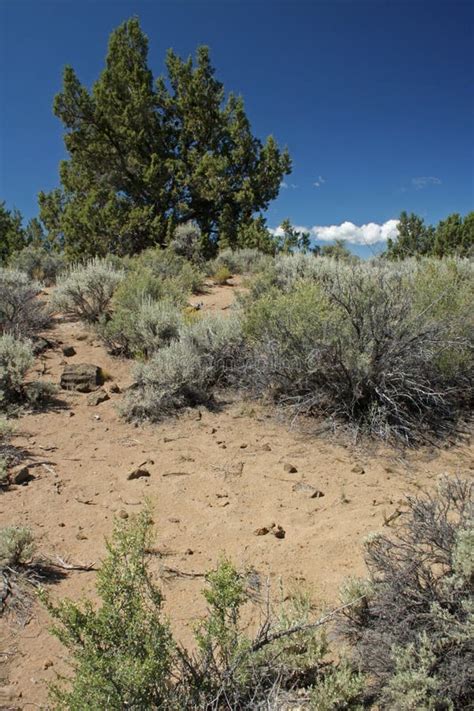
1,279,472,709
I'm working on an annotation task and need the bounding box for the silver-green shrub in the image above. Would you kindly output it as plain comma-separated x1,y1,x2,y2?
243,258,473,442
53,258,125,323
0,526,35,568
9,244,65,285
0,268,51,338
122,314,244,421
0,334,34,410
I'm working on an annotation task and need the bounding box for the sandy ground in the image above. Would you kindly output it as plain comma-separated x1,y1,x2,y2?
1,279,472,709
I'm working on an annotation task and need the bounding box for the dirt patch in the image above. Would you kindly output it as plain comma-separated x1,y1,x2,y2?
1,281,472,708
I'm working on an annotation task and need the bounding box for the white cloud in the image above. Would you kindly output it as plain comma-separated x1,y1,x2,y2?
270,219,399,245
313,175,326,187
411,176,441,190
280,181,288,189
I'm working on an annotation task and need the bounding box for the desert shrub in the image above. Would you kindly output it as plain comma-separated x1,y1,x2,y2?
0,334,34,411
209,248,272,276
43,511,175,709
212,265,232,285
46,511,364,710
0,526,35,568
170,221,203,262
122,314,244,421
243,259,473,442
9,244,65,284
53,258,125,323
133,247,204,294
339,476,473,709
0,268,51,338
0,418,13,485
100,298,184,358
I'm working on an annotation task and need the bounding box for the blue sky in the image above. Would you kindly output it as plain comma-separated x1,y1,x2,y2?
1,0,473,256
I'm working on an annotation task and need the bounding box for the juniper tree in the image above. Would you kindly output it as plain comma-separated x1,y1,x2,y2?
39,18,291,259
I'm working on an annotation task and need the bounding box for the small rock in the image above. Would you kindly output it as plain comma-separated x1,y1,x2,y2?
108,382,121,394
32,337,51,355
60,363,104,392
273,525,286,539
62,345,76,357
169,517,180,523
12,466,35,486
261,443,272,451
351,465,365,475
76,531,88,540
87,389,110,407
118,509,129,519
68,411,75,417
43,659,54,670
185,548,194,555
240,443,248,449
76,333,88,341
292,481,325,498
254,526,270,536
284,463,298,473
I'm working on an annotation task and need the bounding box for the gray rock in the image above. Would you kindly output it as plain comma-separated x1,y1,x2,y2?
60,364,103,392
284,463,298,473
87,389,110,406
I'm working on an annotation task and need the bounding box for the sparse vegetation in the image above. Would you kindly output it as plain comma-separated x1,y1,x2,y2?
339,476,473,709
212,265,232,285
44,510,365,710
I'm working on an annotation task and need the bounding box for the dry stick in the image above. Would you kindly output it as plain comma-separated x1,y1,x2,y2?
45,556,97,572
250,595,367,653
162,471,191,477
160,565,206,579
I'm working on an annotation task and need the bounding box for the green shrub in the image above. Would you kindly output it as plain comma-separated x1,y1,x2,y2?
212,265,232,285
0,334,34,411
209,248,272,276
122,314,244,421
340,476,473,709
9,244,65,284
170,221,203,262
243,259,473,443
43,511,175,710
100,298,184,358
133,247,204,295
0,526,35,568
45,511,364,710
0,268,51,338
53,258,125,323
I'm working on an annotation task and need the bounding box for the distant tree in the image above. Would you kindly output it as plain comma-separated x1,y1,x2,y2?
320,238,354,261
434,211,474,257
39,18,291,260
0,202,26,265
234,216,277,254
386,210,473,259
385,211,434,259
277,219,313,254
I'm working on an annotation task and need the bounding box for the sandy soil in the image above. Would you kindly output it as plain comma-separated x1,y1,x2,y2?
1,279,472,709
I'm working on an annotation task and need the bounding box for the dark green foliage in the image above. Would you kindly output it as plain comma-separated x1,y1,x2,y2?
39,18,290,259
386,210,474,259
277,219,314,254
0,201,26,265
320,239,355,261
340,477,473,710
44,511,175,710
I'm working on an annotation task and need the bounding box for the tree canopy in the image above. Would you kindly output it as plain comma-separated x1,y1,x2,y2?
386,210,474,259
39,18,291,259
